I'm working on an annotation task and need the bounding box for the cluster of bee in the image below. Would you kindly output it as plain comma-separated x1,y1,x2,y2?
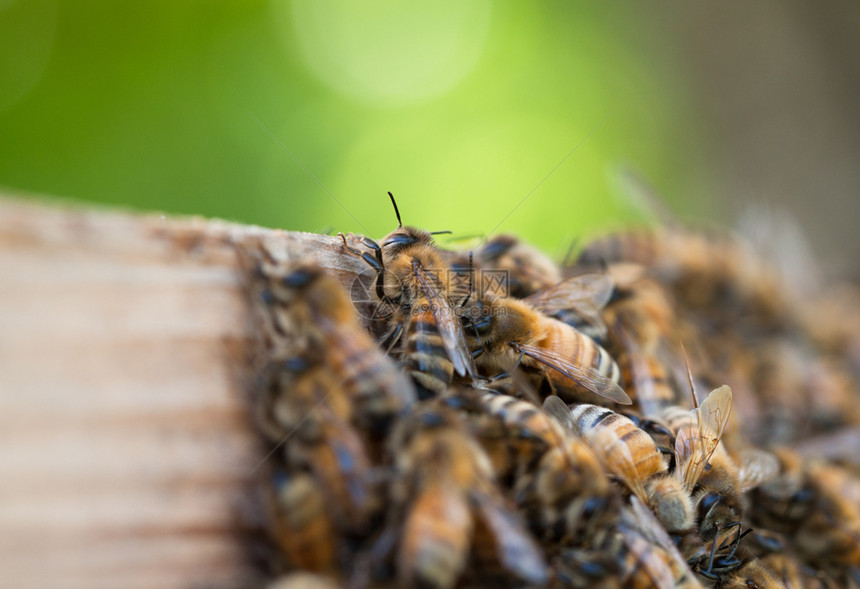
244,192,860,589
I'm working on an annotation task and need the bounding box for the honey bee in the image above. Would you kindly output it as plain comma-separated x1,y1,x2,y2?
719,558,787,589
462,294,630,405
544,396,694,534
388,406,548,589
523,271,616,343
577,228,786,334
759,552,843,589
340,192,475,398
285,405,379,534
552,496,703,589
268,471,336,573
247,256,417,442
451,234,562,299
660,386,778,546
746,530,839,589
751,450,860,574
459,391,616,544
450,234,615,342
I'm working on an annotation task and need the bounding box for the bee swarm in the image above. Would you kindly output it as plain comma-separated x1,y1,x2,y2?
245,219,860,589
2,195,857,589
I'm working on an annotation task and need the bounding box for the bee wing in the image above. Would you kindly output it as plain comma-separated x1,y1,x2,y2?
625,496,699,589
737,449,780,493
675,385,732,490
589,425,649,505
612,325,666,418
524,273,614,314
518,344,632,405
413,264,476,377
470,491,549,585
542,395,577,437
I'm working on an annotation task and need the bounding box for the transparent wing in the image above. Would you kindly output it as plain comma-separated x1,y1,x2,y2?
675,385,732,490
590,425,649,504
542,395,577,437
612,325,665,417
737,448,780,493
413,264,476,377
524,273,614,314
517,344,631,405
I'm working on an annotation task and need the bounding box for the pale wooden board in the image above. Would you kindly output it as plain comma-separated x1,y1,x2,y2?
0,195,369,588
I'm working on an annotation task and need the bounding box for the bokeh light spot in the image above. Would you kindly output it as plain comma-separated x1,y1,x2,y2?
281,0,491,106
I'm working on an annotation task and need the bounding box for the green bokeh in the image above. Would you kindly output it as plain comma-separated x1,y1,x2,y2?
0,1,706,255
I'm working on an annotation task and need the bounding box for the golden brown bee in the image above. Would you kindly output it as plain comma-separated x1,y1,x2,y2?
553,497,703,589
658,385,736,539
248,257,417,442
751,450,860,574
341,193,475,398
451,233,562,299
600,267,689,414
452,233,617,343
523,271,616,343
719,558,786,589
462,294,630,405
660,386,779,547
284,405,378,534
268,471,336,573
544,396,694,534
578,226,785,323
388,406,548,589
760,552,843,589
459,391,616,545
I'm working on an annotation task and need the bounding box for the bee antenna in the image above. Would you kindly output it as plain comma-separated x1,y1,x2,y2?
562,237,580,268
387,191,402,228
681,340,698,408
429,230,452,235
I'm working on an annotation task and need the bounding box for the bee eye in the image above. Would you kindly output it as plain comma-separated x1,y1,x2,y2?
480,239,513,260
698,492,721,517
383,232,417,248
282,357,310,373
472,316,493,335
283,268,315,288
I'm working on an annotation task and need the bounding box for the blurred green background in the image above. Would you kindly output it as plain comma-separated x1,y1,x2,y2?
1,1,858,267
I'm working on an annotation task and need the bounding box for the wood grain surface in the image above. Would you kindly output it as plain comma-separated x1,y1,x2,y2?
0,196,368,588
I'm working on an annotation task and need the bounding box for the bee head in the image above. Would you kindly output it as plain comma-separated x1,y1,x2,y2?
281,262,324,290
478,235,518,262
380,225,432,254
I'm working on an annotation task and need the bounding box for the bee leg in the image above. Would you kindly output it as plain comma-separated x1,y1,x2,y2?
699,522,723,580
340,233,397,305
380,322,403,354
459,251,474,307
362,240,398,305
720,522,750,564
338,232,363,256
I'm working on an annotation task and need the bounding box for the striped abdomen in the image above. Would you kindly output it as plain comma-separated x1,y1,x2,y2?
617,349,681,415
577,229,663,268
533,318,622,403
405,298,454,399
272,472,336,572
570,404,666,482
327,327,417,435
480,392,566,449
